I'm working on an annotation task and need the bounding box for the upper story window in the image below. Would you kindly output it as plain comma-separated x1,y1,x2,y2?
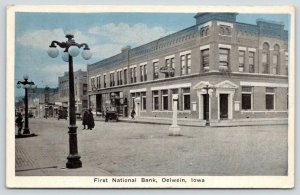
91,77,95,89
180,53,191,75
219,25,231,36
140,64,147,82
262,42,270,74
239,50,245,72
219,48,230,68
200,26,210,37
130,67,137,83
110,72,115,87
124,69,127,84
117,70,122,86
153,61,159,80
285,52,288,75
273,44,280,75
249,51,255,73
96,75,101,89
103,75,107,88
165,57,175,78
201,49,209,72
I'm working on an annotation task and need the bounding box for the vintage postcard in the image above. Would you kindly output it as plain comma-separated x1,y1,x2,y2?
6,5,295,188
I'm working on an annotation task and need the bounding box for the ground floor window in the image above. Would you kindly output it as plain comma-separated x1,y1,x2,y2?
171,88,179,109
266,87,275,110
152,91,159,110
241,86,253,110
182,88,190,110
142,92,146,110
162,90,168,110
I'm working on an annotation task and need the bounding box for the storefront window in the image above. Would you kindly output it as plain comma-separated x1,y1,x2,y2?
242,86,253,110
266,87,275,110
162,90,168,110
152,91,159,110
142,92,146,110
182,88,190,110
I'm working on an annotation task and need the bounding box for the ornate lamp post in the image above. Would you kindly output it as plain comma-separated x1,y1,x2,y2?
47,33,92,169
202,84,214,125
16,74,36,134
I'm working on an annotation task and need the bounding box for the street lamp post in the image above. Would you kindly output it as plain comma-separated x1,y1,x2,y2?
16,74,36,135
202,84,214,125
47,33,92,169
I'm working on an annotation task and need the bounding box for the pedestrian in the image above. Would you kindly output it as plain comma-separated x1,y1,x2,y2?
15,113,23,135
82,110,88,130
87,108,95,130
131,109,136,119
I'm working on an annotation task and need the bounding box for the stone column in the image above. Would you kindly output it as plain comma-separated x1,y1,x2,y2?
169,94,180,136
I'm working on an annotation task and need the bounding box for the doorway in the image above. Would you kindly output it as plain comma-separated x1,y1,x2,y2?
219,94,228,120
203,94,209,120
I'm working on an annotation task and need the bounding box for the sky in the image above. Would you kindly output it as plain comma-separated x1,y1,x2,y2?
14,12,290,97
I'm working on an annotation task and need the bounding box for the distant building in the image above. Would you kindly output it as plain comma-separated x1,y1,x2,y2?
87,13,288,126
57,69,88,116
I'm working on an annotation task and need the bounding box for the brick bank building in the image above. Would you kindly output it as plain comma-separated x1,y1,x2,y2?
87,13,288,126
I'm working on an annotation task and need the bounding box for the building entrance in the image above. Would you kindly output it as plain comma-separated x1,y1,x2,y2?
203,94,209,120
219,94,229,119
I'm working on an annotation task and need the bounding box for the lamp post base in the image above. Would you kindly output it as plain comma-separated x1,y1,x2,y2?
169,125,181,136
23,128,30,135
66,154,82,169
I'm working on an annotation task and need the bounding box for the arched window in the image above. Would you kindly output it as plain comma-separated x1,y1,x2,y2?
262,42,270,74
205,28,210,36
273,44,280,74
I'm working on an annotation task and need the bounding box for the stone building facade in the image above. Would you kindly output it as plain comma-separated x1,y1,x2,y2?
57,69,88,116
87,13,289,126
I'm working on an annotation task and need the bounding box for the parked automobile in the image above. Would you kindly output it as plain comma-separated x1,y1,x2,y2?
58,110,67,120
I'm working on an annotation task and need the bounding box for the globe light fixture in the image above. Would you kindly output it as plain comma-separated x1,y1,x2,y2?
68,45,80,57
62,51,69,62
47,47,59,58
23,74,29,80
47,33,92,169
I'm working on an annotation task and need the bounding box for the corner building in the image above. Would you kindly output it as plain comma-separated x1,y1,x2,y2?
87,13,288,126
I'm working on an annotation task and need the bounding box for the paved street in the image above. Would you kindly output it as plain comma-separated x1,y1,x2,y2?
15,118,288,176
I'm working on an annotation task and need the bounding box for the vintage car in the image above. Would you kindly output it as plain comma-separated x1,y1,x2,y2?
58,109,68,120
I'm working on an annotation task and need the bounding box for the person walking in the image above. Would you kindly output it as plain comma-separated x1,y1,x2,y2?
131,109,136,119
82,110,88,130
87,108,95,130
15,113,23,136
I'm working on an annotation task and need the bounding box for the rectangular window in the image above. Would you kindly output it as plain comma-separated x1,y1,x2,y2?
262,53,269,74
124,69,127,84
266,87,275,110
117,71,120,85
219,48,230,67
110,73,115,87
182,88,190,110
241,86,253,110
165,58,175,78
249,51,255,73
201,49,209,71
239,50,245,72
273,54,279,74
180,54,191,75
103,75,106,88
83,84,87,95
152,91,159,110
134,67,137,83
162,90,168,110
142,92,146,110
130,68,134,83
180,55,186,75
144,64,147,81
285,54,288,75
153,61,159,80
119,71,122,85
91,77,95,89
140,65,144,82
